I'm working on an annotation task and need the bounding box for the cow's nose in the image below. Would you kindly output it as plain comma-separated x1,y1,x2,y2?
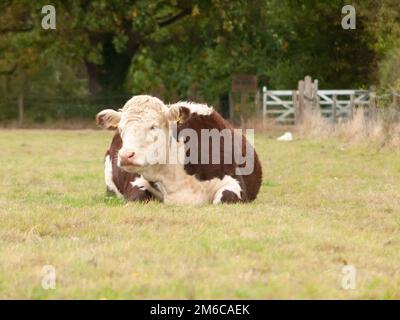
119,149,136,166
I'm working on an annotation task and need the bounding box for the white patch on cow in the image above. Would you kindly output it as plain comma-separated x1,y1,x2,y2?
130,176,164,201
130,176,149,190
172,101,213,116
104,155,123,198
122,95,164,112
212,176,242,204
139,162,242,205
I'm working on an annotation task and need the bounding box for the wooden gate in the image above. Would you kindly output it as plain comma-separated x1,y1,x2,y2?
317,90,370,122
262,88,294,124
262,76,372,124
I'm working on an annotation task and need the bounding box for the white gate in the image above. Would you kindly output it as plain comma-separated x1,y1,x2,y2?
318,90,370,120
262,86,371,124
262,88,295,124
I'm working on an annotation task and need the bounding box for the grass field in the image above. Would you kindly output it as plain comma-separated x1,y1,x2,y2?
0,129,399,299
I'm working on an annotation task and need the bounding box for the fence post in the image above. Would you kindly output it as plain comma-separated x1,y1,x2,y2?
255,90,261,115
369,92,377,120
392,92,400,110
297,80,305,125
349,94,355,119
313,79,320,112
18,92,24,127
304,75,313,112
332,94,337,124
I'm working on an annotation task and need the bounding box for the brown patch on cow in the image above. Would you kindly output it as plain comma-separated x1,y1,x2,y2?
177,110,262,202
177,106,192,124
220,190,241,203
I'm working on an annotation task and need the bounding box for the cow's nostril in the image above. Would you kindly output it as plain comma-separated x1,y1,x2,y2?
119,150,136,166
127,152,135,159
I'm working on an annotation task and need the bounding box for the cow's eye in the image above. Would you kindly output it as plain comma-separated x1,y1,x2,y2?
149,124,158,130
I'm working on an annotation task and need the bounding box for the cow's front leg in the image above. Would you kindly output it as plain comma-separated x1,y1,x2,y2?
212,176,242,204
131,176,163,201
149,182,168,202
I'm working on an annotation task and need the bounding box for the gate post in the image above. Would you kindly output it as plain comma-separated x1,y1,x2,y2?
262,86,267,119
332,94,337,124
293,90,299,125
349,94,355,119
296,80,305,125
313,79,320,112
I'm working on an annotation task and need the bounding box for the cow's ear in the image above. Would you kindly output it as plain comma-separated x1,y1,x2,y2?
96,109,121,129
168,104,191,124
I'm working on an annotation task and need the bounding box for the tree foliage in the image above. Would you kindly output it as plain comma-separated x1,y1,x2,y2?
127,0,377,100
0,0,398,118
359,0,400,90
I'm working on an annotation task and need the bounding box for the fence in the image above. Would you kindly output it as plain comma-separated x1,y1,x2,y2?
0,94,134,125
262,76,400,125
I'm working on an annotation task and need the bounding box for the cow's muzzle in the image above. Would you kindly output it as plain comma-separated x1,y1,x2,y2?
118,149,136,167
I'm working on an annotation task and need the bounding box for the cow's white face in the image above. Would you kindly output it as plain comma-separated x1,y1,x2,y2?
96,95,181,173
117,105,169,170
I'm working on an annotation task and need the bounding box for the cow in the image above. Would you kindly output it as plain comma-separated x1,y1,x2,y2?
96,95,262,204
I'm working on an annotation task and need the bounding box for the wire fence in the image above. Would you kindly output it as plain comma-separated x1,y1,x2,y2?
0,94,134,124
0,89,399,126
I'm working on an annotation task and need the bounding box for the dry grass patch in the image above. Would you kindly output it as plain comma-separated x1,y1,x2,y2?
297,107,400,148
0,129,399,299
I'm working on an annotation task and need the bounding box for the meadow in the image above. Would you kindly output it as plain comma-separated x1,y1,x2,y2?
0,129,399,299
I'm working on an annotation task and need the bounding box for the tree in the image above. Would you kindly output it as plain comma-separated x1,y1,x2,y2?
359,0,400,90
43,0,197,94
126,0,376,101
1,0,197,94
0,0,390,104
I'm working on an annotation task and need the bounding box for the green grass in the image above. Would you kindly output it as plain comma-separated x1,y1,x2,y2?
0,129,399,299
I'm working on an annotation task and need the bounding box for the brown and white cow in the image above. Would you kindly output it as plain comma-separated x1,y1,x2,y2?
96,95,262,204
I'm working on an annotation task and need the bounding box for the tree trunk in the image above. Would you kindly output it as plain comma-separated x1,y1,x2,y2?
85,32,140,95
85,60,102,95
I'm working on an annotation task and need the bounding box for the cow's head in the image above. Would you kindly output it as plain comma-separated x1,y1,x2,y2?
96,95,190,173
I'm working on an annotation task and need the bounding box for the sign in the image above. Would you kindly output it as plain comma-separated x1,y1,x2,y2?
231,74,257,93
